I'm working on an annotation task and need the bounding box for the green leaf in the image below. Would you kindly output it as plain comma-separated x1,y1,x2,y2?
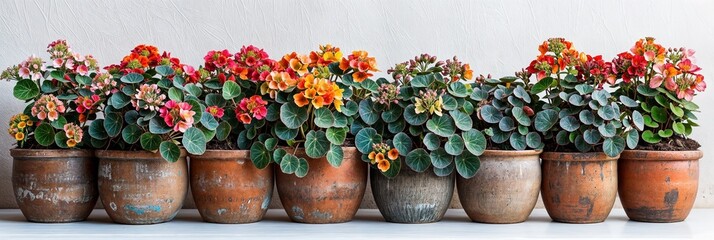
597,105,616,121
643,115,659,128
355,127,381,154
442,95,458,111
222,81,241,100
110,92,131,108
598,122,617,138
448,82,469,97
103,112,123,137
426,114,456,137
499,117,516,132
603,136,625,158
13,79,40,100
326,127,347,146
658,129,673,138
559,116,580,132
575,84,594,95
54,132,69,148
406,148,430,172
304,130,330,158
184,84,202,97
393,132,412,156
182,127,207,155
75,75,92,85
583,129,602,144
681,101,699,111
250,142,271,169
642,130,662,144
455,151,480,178
670,103,684,118
280,154,299,174
526,132,542,149
89,120,108,140
620,96,638,108
381,158,401,178
360,79,378,92
423,133,440,151
341,101,359,116
120,73,144,83
215,121,231,141
404,104,428,126
34,123,55,146
445,135,465,156
512,107,531,126
462,129,486,156
156,65,175,76
480,105,503,124
509,133,527,150
140,132,161,151
200,113,219,130
358,99,379,125
295,158,309,178
430,148,452,169
626,130,639,149
632,110,644,131
205,93,226,107
159,141,181,162
274,122,298,141
574,135,592,152
433,162,455,177
313,107,335,128
273,148,287,164
333,113,348,128
121,124,142,144
568,94,585,106
673,122,686,135
50,116,67,129
168,87,183,101
531,77,553,94
381,106,403,123
280,102,308,129
149,118,172,134
650,106,668,123
535,109,558,132
326,144,344,168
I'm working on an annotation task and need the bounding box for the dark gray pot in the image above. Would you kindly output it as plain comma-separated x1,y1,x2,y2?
370,163,454,223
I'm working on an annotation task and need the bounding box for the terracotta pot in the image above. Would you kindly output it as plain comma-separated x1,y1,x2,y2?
97,150,188,225
371,163,454,223
190,150,273,223
619,150,702,222
541,152,618,223
11,149,98,223
275,147,367,224
457,150,541,223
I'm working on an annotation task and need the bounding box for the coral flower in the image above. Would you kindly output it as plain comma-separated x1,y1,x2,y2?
206,106,225,118
375,153,385,162
377,160,391,172
237,95,268,124
294,92,309,107
388,148,399,160
159,100,196,132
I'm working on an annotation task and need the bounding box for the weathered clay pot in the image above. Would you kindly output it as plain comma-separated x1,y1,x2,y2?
457,150,541,223
11,149,98,223
541,152,618,223
371,163,454,223
190,150,273,223
275,147,367,224
619,150,702,222
97,150,188,225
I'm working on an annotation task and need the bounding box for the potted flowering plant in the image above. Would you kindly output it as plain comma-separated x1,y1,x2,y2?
456,72,544,224
188,46,275,223
612,38,705,222
359,54,482,223
2,40,100,223
92,45,206,224
527,38,638,223
270,45,376,223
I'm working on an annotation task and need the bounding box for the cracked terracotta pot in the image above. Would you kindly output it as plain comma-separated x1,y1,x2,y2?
97,150,188,225
190,150,273,223
371,163,454,223
541,152,618,223
619,150,702,222
275,147,367,224
11,149,98,223
457,150,541,223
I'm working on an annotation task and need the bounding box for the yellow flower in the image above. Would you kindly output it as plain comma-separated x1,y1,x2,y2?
15,132,24,141
67,139,77,148
26,120,33,126
17,122,26,129
20,115,29,121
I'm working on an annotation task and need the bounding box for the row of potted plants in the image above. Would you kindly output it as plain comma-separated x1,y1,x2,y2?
2,37,703,225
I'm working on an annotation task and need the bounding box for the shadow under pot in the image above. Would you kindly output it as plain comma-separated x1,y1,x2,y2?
275,147,367,224
97,150,188,225
190,150,274,223
457,150,541,224
11,149,98,223
371,162,455,224
619,150,702,223
540,152,618,224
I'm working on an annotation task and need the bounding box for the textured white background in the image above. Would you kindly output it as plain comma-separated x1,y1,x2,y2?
0,0,713,208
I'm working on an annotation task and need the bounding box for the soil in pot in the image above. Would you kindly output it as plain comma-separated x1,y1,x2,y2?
97,150,188,225
457,150,541,224
541,152,618,224
275,147,367,224
371,163,454,223
619,150,702,222
11,149,98,223
190,150,274,223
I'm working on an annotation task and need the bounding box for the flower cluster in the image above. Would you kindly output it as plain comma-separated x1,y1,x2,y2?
90,73,117,96
367,143,399,172
206,106,225,118
32,94,66,121
203,49,233,72
8,114,32,142
63,123,83,148
374,84,401,105
264,71,298,98
339,50,379,82
75,95,101,122
294,74,344,110
442,56,474,82
235,45,275,81
46,40,99,77
527,38,580,80
309,44,342,67
575,54,615,86
47,40,72,59
132,84,166,111
3,55,46,81
414,89,444,116
121,44,161,70
159,100,196,133
236,95,268,124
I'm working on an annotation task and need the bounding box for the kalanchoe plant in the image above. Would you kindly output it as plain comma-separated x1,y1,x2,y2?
92,45,207,162
358,54,484,178
190,46,278,169
2,40,101,149
526,38,637,157
267,45,377,177
472,72,545,150
610,38,705,149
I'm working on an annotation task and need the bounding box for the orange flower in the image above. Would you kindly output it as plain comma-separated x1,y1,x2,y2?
352,71,372,83
377,160,391,172
463,64,473,80
294,92,309,107
238,113,252,124
289,55,309,76
311,96,325,108
375,153,385,162
14,132,24,141
305,88,317,99
67,139,77,148
368,152,376,160
388,149,399,160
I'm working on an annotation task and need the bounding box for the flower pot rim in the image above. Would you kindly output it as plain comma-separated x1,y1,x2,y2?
620,149,703,161
482,149,543,157
541,151,618,162
189,149,249,159
10,148,93,158
95,149,187,159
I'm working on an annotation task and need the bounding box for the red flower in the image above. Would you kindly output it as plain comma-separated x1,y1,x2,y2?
206,106,225,118
236,95,268,124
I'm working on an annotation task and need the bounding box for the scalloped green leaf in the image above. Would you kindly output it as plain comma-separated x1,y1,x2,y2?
393,132,412,156
603,136,625,158
121,124,142,144
120,73,144,84
355,127,381,154
445,135,464,156
159,141,181,162
509,133,526,150
222,81,241,100
34,123,55,147
182,127,206,155
280,102,308,129
512,107,531,126
480,105,503,124
455,151,480,178
535,109,558,132
140,132,161,151
560,115,580,132
404,104,428,126
250,142,271,169
406,148,430,173
103,112,123,137
426,114,455,137
462,129,486,156
314,107,335,128
305,130,330,158
280,154,299,174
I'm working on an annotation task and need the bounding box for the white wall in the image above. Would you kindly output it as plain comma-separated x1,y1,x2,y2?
1,0,713,208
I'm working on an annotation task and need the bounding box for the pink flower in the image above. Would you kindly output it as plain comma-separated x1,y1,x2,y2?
206,106,224,118
18,67,30,78
159,100,196,133
236,95,268,124
53,58,64,68
77,65,89,76
31,94,66,121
